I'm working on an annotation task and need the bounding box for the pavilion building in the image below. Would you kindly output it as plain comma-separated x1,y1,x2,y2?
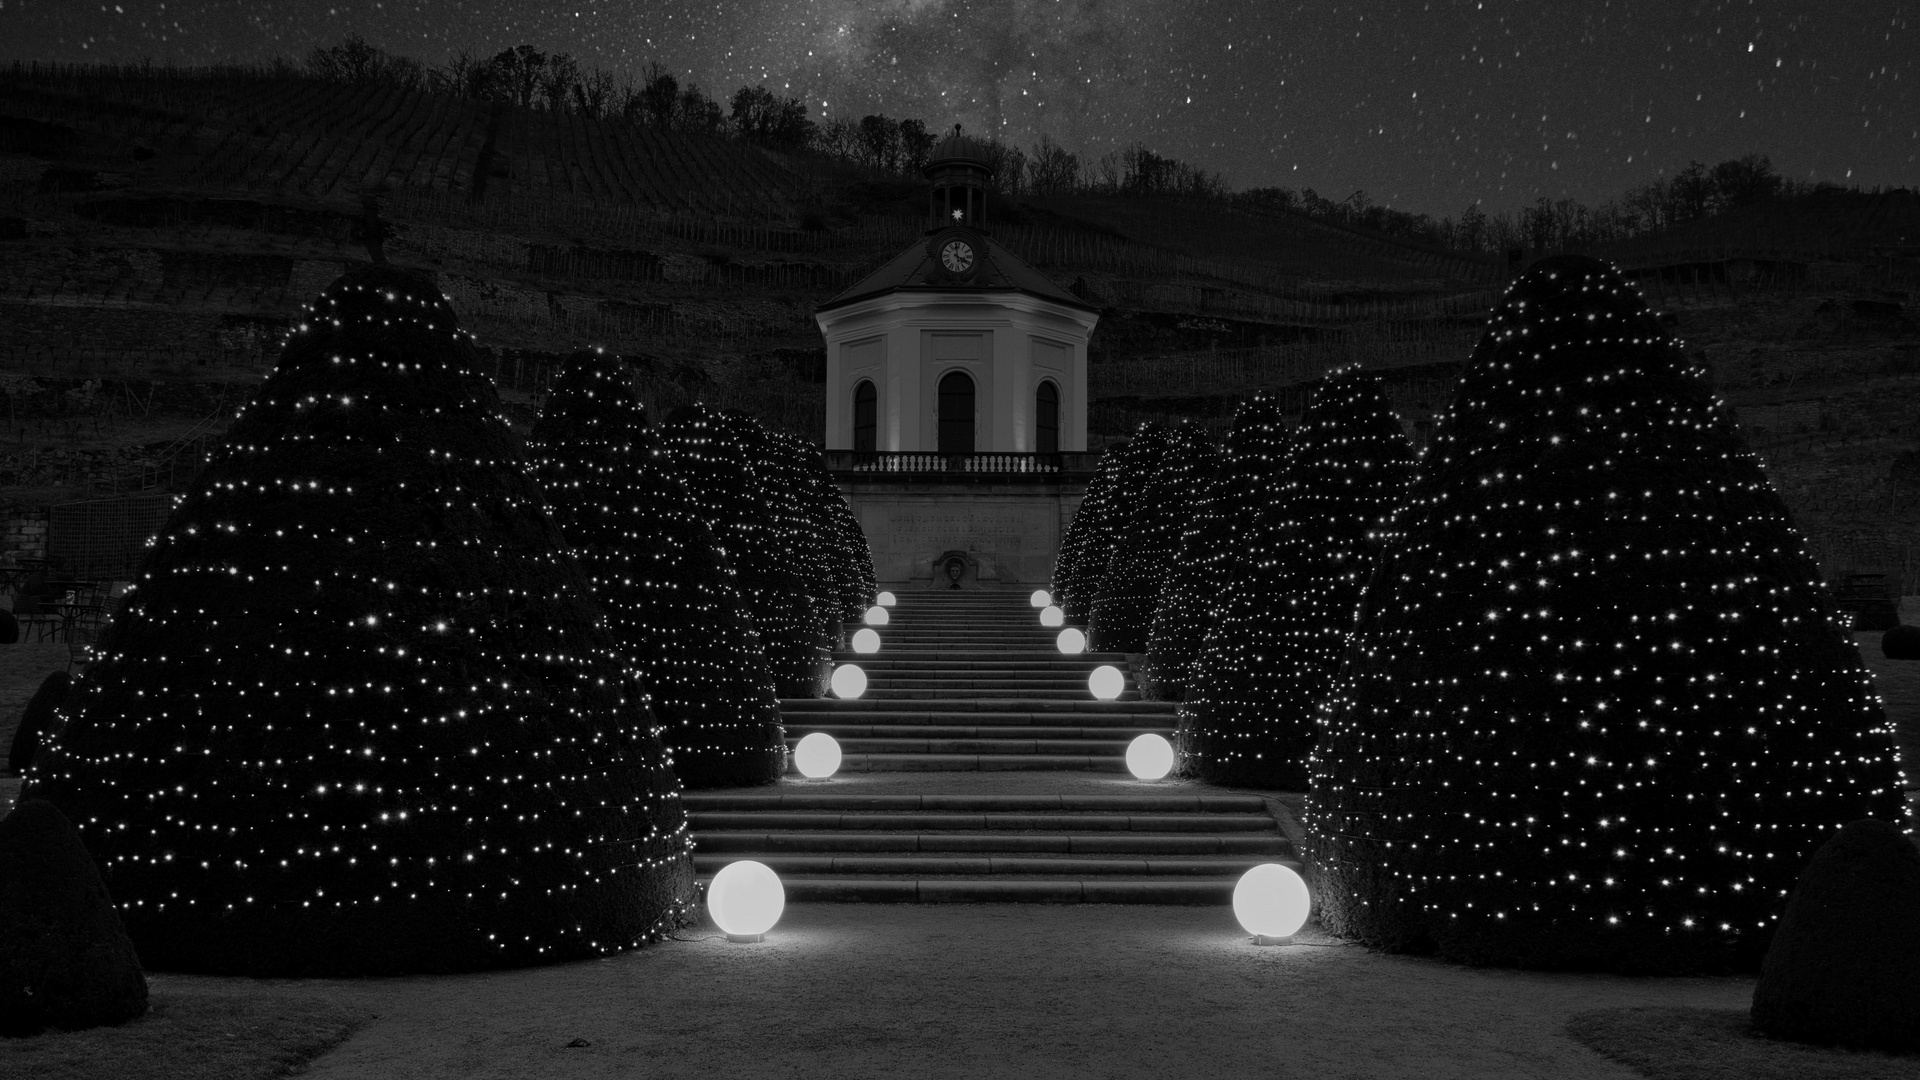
814,128,1101,588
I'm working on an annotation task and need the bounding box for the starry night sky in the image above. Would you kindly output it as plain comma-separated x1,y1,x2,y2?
2,1,1913,217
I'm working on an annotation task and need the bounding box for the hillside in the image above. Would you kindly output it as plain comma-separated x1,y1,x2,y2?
0,64,1915,590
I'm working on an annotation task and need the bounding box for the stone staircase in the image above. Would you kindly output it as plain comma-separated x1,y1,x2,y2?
779,590,1171,771
684,590,1300,903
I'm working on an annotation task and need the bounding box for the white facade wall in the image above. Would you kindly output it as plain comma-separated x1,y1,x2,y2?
818,292,1096,453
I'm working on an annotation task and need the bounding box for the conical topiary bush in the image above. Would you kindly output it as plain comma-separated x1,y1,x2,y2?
24,265,696,976
1751,818,1920,1052
1093,423,1217,657
1054,446,1126,623
1307,254,1905,973
9,670,70,776
1178,369,1412,788
1088,424,1170,651
0,799,148,1037
658,405,828,697
789,437,875,624
1148,394,1292,697
528,350,786,789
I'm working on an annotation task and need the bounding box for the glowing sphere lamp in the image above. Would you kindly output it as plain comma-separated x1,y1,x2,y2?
708,860,785,942
1126,733,1174,780
1040,605,1065,627
864,605,890,626
793,732,843,779
1029,589,1052,608
1089,665,1125,700
1057,627,1087,654
831,663,868,699
875,591,897,607
1233,863,1311,945
851,628,881,654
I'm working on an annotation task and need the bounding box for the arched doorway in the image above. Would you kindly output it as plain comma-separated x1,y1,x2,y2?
937,371,975,455
1035,380,1059,454
852,379,877,452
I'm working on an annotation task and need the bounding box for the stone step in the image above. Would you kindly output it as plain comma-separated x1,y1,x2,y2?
782,724,1165,741
779,709,1170,726
696,831,1290,855
781,698,1177,714
862,688,1141,701
688,810,1276,832
867,634,1065,644
833,657,1120,670
682,793,1269,812
797,753,1132,772
862,677,1101,691
694,876,1271,904
691,853,1270,876
782,736,1140,755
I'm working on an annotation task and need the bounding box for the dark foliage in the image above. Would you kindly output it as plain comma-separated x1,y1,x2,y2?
1088,424,1170,651
1178,370,1412,787
1752,819,1920,1053
658,405,829,697
1307,255,1904,972
788,437,875,624
1148,394,1292,698
9,670,71,776
24,265,695,975
1882,624,1920,660
528,350,786,788
1091,424,1217,657
1053,446,1126,623
0,609,15,646
0,799,147,1037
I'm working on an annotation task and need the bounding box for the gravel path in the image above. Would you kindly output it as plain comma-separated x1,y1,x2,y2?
282,904,1751,1080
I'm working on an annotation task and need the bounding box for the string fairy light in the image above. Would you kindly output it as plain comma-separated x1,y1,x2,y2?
1305,254,1907,973
657,405,834,698
1148,393,1295,699
21,265,697,976
1051,443,1128,624
526,350,787,789
1089,422,1219,655
1086,424,1172,650
1179,368,1414,788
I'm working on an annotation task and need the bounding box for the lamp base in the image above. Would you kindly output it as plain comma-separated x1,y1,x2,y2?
1253,934,1294,946
726,932,764,943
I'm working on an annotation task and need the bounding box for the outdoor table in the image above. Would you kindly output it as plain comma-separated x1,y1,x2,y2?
48,600,105,643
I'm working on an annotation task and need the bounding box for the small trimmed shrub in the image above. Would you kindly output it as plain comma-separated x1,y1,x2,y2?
8,671,70,776
0,799,148,1037
1751,818,1920,1053
1883,624,1920,660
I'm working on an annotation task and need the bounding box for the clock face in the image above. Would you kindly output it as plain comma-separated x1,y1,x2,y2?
941,239,975,273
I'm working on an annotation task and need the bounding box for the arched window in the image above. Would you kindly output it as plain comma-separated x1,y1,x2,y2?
937,371,976,455
1035,380,1060,454
852,379,877,452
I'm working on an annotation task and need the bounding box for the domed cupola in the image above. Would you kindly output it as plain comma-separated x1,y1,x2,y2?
924,125,993,231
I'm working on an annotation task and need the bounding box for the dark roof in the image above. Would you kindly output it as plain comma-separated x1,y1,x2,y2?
818,234,1100,314
927,131,992,170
